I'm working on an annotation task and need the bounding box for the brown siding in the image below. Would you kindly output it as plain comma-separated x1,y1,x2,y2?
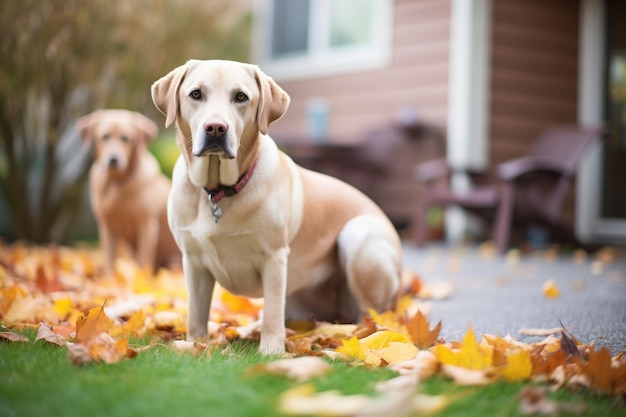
489,0,580,226
490,0,579,163
270,0,451,141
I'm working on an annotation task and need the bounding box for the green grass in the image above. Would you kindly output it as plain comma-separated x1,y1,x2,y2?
1,329,624,417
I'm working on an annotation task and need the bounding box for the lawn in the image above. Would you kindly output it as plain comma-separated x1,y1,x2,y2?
1,329,623,417
0,243,625,417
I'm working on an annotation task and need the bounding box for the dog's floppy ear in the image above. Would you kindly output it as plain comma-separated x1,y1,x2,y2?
254,66,290,135
151,62,190,128
132,112,159,144
76,110,102,146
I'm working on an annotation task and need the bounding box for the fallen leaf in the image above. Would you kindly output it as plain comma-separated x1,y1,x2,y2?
35,322,68,346
368,309,402,330
360,330,411,350
541,279,560,298
441,364,494,385
336,336,366,361
578,347,626,395
405,310,441,349
559,323,581,359
75,304,113,344
67,333,133,365
501,348,532,382
171,340,210,355
250,356,333,381
518,327,562,336
279,382,434,417
518,387,586,416
0,330,30,343
418,281,454,300
390,350,439,380
434,326,493,370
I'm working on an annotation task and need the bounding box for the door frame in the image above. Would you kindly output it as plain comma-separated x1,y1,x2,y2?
577,0,626,244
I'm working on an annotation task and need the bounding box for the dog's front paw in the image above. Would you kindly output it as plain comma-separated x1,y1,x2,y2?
259,336,286,355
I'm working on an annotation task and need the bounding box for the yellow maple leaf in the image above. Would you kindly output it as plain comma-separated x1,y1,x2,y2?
75,304,113,344
378,341,419,365
368,308,402,330
501,348,532,381
360,330,411,350
336,336,366,360
434,326,493,370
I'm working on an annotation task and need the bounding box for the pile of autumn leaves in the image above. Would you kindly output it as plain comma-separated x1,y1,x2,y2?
1,242,625,409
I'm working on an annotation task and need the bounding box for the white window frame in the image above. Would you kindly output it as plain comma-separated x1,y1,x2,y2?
253,0,392,81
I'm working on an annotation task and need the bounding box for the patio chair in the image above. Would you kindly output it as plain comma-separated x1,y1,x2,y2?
412,125,604,253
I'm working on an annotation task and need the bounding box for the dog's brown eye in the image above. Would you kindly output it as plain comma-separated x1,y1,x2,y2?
102,133,110,141
235,92,248,103
190,89,202,100
121,135,129,143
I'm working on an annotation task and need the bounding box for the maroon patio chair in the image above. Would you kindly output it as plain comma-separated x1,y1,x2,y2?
412,125,604,253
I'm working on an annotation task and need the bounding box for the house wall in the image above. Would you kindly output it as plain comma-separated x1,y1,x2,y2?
267,0,451,229
269,0,451,142
489,0,580,226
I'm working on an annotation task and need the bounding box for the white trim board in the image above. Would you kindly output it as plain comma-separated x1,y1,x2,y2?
577,0,626,244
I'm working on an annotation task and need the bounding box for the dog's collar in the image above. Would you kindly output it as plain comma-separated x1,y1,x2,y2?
203,158,259,203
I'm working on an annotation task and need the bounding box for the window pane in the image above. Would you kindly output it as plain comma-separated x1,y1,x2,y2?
271,0,310,57
330,0,374,47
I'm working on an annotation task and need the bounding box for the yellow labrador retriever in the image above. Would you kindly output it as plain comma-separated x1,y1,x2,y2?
78,109,180,274
151,60,401,353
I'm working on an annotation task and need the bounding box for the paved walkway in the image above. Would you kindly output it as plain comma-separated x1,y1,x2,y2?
402,243,626,354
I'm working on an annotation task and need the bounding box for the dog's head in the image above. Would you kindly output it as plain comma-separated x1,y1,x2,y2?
77,109,158,177
151,60,290,188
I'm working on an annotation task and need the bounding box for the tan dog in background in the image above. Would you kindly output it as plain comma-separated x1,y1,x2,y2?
152,60,401,353
78,109,180,274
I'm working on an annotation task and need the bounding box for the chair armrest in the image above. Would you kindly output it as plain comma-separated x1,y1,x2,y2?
497,156,569,181
415,159,451,183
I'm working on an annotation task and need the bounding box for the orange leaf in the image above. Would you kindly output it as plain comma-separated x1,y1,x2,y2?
75,304,112,344
220,289,260,317
406,310,441,349
579,347,626,395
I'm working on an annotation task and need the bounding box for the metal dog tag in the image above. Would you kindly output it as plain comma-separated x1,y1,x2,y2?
208,194,222,223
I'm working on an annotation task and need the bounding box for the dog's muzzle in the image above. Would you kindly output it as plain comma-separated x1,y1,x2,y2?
193,121,235,159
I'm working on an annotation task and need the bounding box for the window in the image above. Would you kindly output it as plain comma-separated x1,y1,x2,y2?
254,0,392,81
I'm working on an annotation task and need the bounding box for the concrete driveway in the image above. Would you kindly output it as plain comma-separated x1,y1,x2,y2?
402,242,626,354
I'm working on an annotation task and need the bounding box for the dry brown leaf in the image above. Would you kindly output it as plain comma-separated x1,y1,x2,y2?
35,322,68,346
171,340,210,355
578,347,626,395
518,387,586,416
518,327,562,337
0,330,30,343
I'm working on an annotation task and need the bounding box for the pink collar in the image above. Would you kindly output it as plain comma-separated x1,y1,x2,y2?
203,158,259,203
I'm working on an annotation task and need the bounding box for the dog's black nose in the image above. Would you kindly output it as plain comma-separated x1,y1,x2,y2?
108,157,119,168
204,121,228,138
